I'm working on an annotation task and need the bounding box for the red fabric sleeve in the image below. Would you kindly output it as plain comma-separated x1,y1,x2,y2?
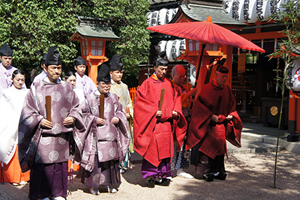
186,82,242,158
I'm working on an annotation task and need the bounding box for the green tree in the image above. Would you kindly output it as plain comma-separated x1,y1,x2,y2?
268,0,300,188
0,0,150,86
0,0,86,69
92,0,151,85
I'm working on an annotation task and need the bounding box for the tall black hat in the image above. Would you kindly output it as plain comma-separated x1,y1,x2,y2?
216,65,229,74
0,43,13,56
97,63,111,82
149,45,161,65
40,53,47,65
159,50,167,60
217,58,226,66
45,46,62,66
155,57,168,67
74,56,86,66
155,50,168,67
109,54,123,71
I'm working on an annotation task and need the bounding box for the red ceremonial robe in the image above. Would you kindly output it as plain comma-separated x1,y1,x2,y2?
134,74,187,167
186,80,243,159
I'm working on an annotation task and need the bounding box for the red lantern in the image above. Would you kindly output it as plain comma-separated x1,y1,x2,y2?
70,17,119,84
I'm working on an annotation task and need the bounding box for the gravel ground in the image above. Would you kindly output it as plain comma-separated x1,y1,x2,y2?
15,150,300,200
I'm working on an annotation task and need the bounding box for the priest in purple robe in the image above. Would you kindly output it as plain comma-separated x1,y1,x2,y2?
74,56,97,98
31,53,47,86
0,43,18,97
80,63,130,195
18,47,86,200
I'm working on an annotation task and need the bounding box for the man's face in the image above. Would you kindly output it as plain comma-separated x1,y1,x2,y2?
45,65,62,83
155,65,168,79
173,67,186,86
74,65,86,76
110,70,123,82
0,56,12,69
97,81,111,94
12,74,25,89
215,71,229,87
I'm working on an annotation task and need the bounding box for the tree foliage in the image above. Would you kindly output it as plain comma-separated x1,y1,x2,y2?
269,1,300,74
92,0,151,82
0,0,150,84
0,0,83,69
267,0,300,189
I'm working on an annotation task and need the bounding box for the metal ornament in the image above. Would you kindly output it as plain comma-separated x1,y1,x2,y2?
270,106,278,116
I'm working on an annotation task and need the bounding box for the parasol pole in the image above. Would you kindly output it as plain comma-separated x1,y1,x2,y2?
204,58,217,84
194,16,213,88
194,43,206,89
184,43,206,162
185,18,210,161
188,43,206,111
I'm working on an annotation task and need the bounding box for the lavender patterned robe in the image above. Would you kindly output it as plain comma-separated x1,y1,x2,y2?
18,80,86,171
74,73,97,97
80,91,130,173
31,70,47,86
0,63,17,97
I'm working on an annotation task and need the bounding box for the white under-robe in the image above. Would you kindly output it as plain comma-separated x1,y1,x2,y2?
73,88,85,105
0,86,29,164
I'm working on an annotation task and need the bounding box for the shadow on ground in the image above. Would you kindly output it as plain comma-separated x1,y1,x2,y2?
14,151,300,200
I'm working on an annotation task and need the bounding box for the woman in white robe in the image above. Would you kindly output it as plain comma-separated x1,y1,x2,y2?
0,69,30,185
64,71,83,173
65,71,85,104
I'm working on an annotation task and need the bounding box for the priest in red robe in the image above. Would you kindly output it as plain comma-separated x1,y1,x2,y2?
186,66,242,182
133,55,187,188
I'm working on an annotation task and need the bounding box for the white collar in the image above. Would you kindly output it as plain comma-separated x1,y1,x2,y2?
44,77,61,83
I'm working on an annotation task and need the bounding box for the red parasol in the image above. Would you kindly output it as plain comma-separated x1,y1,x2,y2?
147,17,265,53
147,16,265,88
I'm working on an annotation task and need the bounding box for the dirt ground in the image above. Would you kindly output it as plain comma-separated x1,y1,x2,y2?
16,150,300,200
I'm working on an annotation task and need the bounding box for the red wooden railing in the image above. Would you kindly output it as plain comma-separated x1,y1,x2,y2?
129,86,139,109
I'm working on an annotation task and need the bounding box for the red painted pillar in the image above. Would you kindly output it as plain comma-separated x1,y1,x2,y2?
296,97,300,133
288,91,300,133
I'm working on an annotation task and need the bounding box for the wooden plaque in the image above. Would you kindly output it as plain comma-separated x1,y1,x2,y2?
100,94,105,119
159,88,165,111
45,96,51,122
